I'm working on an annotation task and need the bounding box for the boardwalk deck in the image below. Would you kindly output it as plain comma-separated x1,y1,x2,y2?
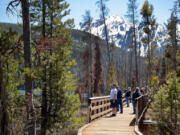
82,104,136,135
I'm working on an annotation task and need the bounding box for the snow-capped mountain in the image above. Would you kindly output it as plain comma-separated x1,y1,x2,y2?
78,15,179,56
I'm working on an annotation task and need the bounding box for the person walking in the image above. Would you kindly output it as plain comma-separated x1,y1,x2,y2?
116,86,123,113
110,83,118,116
125,87,131,107
132,87,141,114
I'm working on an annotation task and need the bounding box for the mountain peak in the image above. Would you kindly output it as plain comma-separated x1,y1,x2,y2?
78,15,170,56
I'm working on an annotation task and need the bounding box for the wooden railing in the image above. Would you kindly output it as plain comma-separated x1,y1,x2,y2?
88,96,111,122
136,95,149,124
88,95,126,122
135,95,151,134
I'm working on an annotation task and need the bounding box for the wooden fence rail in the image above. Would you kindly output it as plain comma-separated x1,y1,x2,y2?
135,95,151,135
88,96,111,122
88,95,126,122
136,95,149,124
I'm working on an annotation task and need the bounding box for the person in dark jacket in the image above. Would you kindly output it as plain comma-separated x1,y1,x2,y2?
125,87,131,107
132,87,142,114
116,86,123,113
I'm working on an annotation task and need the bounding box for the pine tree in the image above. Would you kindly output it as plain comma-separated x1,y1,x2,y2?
82,45,92,97
0,30,24,134
80,10,94,98
80,10,93,32
128,44,133,87
151,73,180,134
7,0,37,134
96,0,119,92
126,0,139,86
21,1,36,134
140,0,156,83
94,37,104,96
159,58,167,85
107,62,118,93
165,6,179,73
168,12,178,71
31,0,83,133
96,0,110,62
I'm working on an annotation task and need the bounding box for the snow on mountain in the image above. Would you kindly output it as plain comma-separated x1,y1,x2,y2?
78,15,179,56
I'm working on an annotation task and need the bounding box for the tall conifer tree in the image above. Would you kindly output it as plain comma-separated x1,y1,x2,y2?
80,10,94,97
141,0,156,83
31,0,82,133
126,0,139,86
94,37,104,95
96,0,110,62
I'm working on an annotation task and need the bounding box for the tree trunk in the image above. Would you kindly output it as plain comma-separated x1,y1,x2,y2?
41,0,47,134
138,43,141,86
42,0,46,38
133,22,138,86
21,1,36,134
0,59,9,135
147,31,151,84
128,48,133,86
172,15,177,71
132,5,138,86
100,0,110,63
41,66,47,135
89,30,94,97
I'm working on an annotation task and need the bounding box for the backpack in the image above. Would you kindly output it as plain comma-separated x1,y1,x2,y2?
117,89,122,98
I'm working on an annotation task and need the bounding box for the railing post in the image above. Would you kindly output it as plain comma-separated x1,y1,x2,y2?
88,98,91,123
136,96,142,124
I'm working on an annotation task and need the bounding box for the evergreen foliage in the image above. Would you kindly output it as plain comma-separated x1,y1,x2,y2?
107,62,118,93
151,73,180,135
96,0,110,62
94,38,104,95
30,0,83,134
80,10,94,98
80,10,93,32
0,29,24,134
141,0,156,83
126,0,139,86
1,0,180,134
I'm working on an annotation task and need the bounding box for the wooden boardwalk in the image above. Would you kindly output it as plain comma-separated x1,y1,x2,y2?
82,104,136,135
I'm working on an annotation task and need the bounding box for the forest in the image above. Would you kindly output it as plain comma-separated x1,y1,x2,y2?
0,0,180,135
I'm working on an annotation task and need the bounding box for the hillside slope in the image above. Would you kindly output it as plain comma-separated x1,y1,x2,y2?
0,22,136,89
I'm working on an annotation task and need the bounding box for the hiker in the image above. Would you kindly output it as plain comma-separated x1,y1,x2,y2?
125,87,131,107
132,87,142,114
140,87,145,95
116,86,123,113
110,83,118,116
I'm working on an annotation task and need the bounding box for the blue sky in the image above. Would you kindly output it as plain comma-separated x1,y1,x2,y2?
0,0,175,26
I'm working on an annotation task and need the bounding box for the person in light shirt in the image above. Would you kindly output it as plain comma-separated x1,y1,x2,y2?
110,83,118,116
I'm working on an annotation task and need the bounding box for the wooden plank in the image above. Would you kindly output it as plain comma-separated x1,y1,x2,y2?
83,104,136,135
91,103,110,111
90,109,111,120
89,96,110,100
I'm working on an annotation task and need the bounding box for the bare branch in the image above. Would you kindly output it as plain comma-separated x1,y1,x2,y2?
6,0,21,15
